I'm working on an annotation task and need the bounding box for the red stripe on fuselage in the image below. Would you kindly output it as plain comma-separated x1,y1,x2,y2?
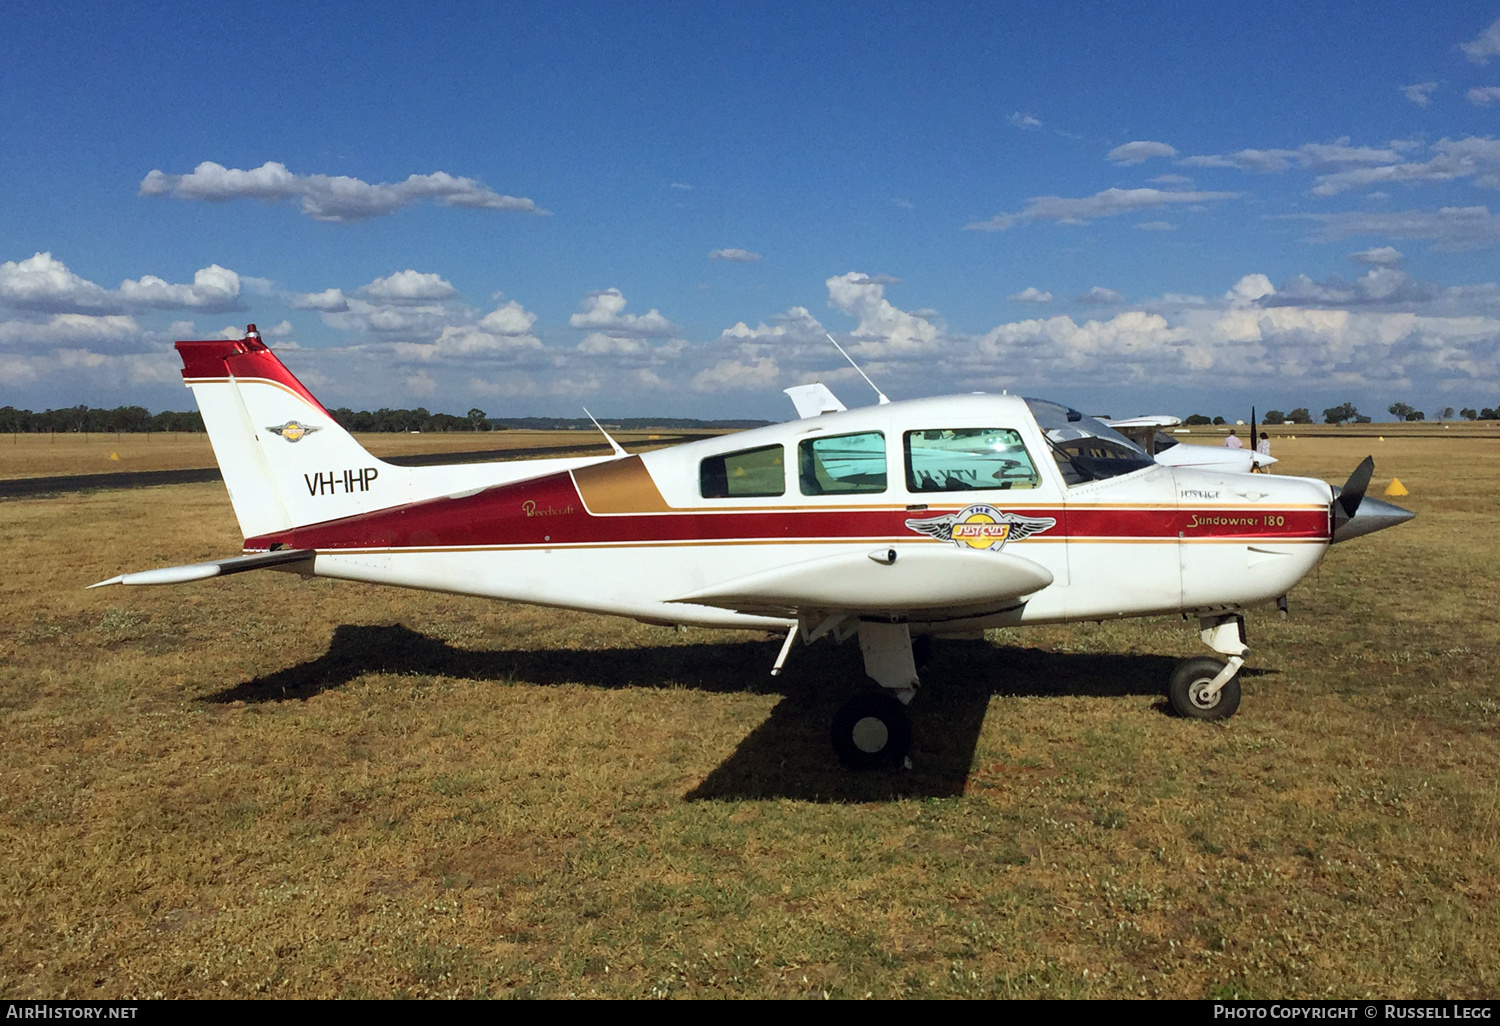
245,468,1331,551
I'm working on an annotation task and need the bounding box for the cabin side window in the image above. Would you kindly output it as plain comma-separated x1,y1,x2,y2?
904,428,1041,492
699,444,785,498
798,432,887,495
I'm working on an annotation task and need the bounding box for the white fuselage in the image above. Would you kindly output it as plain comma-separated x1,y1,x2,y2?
243,395,1332,635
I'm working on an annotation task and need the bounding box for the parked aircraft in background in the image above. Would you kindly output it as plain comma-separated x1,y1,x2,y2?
93,326,1414,769
1103,415,1276,473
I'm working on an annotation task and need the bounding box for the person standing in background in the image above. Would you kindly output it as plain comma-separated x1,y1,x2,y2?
1254,431,1272,473
1224,429,1243,449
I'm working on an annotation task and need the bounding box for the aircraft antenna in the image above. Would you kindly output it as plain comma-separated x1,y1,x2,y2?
582,407,629,458
825,333,890,405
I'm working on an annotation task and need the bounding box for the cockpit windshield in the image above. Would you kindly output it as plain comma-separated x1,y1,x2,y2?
1024,398,1156,484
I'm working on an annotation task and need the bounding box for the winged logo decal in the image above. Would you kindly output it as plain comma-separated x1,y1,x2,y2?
266,421,321,443
905,504,1057,552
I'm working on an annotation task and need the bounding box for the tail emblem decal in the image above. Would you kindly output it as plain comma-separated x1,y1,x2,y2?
905,505,1057,552
267,421,321,443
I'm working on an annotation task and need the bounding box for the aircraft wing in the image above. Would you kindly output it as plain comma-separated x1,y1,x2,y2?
1102,415,1181,455
1153,444,1276,471
1103,415,1182,429
90,548,315,588
668,545,1053,619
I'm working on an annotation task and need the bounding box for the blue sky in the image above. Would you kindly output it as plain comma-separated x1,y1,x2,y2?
4,2,1500,421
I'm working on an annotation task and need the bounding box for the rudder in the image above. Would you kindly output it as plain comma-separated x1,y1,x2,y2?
177,325,400,537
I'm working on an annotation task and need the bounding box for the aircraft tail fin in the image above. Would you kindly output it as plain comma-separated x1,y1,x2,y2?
177,325,397,538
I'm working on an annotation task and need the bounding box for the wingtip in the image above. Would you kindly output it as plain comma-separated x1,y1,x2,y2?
87,576,123,589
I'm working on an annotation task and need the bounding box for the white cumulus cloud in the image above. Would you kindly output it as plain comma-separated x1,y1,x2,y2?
1078,287,1126,305
140,161,549,223
720,306,826,343
1462,16,1500,64
692,357,780,393
290,288,350,312
1008,287,1053,303
825,272,937,349
118,264,242,311
568,288,678,338
1402,82,1439,107
0,253,117,312
1183,138,1414,174
709,248,762,262
1107,141,1178,165
0,314,143,351
1286,205,1500,251
1308,137,1500,196
361,270,458,303
0,253,243,314
964,188,1240,231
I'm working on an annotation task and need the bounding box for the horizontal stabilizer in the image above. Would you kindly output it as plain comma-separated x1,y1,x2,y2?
89,548,315,588
670,545,1054,616
784,383,847,419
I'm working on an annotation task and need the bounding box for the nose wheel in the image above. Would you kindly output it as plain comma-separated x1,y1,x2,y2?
831,692,912,769
1168,656,1242,720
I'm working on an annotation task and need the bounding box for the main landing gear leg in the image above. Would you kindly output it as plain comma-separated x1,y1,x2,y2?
831,621,918,769
1168,613,1246,720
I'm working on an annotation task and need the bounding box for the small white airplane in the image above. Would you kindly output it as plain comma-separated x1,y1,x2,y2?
1103,415,1276,474
94,325,1414,769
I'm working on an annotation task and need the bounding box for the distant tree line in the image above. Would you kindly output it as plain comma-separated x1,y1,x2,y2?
0,405,205,433
1183,403,1500,426
326,407,495,433
492,416,773,431
0,404,777,435
325,410,774,432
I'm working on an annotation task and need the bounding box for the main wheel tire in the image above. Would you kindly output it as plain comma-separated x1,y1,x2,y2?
1168,656,1242,720
831,693,912,770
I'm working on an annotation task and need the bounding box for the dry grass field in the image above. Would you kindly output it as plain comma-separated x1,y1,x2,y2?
1,430,1496,999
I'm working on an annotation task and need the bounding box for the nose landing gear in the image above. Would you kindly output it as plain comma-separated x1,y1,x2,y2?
1167,655,1242,719
831,691,913,769
1168,612,1246,720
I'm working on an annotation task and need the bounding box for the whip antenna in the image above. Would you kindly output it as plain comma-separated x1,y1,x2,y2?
582,407,628,457
825,333,890,405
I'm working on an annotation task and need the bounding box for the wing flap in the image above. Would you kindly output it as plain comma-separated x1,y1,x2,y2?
90,548,316,588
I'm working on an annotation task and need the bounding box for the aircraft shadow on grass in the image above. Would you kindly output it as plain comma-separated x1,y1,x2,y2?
202,623,1272,802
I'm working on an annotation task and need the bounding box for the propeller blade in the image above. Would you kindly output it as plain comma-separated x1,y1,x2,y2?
1250,406,1258,468
1335,456,1375,522
1329,456,1415,544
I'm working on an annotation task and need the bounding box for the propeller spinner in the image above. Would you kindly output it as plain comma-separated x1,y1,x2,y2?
1331,456,1414,543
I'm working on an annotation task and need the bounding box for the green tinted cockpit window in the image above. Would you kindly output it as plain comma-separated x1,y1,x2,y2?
700,444,785,498
799,432,887,495
904,428,1040,492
